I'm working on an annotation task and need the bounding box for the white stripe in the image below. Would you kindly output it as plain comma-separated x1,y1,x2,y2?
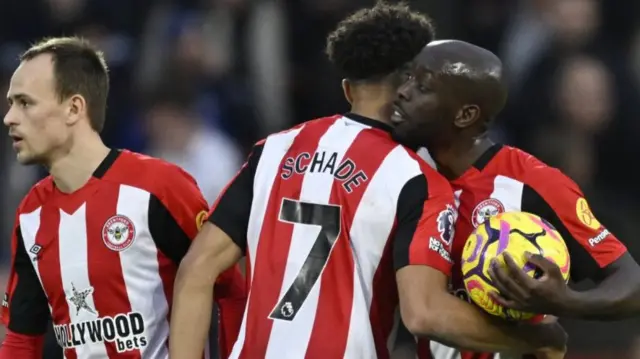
229,125,305,359
58,205,109,358
116,185,171,359
490,175,524,212
430,341,462,359
265,117,365,358
18,208,43,284
343,145,422,358
454,190,463,211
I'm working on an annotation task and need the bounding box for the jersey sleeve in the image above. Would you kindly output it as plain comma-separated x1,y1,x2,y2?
1,220,50,336
393,173,457,276
148,165,210,265
208,142,264,253
148,164,246,295
522,167,627,281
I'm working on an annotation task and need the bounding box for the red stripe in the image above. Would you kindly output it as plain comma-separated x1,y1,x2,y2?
369,234,396,359
417,339,432,359
36,206,78,359
462,353,495,359
85,184,140,358
156,252,175,350
239,117,339,358
304,129,395,358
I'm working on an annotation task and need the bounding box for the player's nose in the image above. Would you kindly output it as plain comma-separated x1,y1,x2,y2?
3,106,19,127
397,81,412,102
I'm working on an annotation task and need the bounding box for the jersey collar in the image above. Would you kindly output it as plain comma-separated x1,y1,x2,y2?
344,112,393,133
93,149,122,179
472,143,504,171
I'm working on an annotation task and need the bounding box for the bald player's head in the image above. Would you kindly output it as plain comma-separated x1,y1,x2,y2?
391,40,507,149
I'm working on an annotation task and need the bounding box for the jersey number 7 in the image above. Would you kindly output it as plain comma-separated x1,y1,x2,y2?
268,198,342,321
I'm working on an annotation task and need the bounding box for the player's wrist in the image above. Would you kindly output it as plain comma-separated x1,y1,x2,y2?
523,322,567,351
552,287,583,317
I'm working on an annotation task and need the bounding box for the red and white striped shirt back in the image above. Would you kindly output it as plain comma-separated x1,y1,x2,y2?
209,114,456,359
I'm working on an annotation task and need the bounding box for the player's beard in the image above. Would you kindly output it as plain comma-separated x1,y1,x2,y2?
392,117,446,151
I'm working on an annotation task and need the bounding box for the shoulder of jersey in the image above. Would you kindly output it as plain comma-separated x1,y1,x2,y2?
497,145,565,184
114,150,199,188
19,176,56,214
403,146,453,194
18,152,198,213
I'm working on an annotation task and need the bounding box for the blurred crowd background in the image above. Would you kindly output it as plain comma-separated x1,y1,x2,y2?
1,0,639,357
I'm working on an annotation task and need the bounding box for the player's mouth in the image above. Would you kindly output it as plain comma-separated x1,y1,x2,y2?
391,105,409,125
9,134,24,148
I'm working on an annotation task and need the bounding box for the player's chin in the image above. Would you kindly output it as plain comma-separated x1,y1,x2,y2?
16,149,40,165
392,125,421,147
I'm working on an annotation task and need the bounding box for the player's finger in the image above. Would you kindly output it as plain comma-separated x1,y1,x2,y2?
503,253,538,288
489,291,524,310
526,253,561,275
489,259,529,302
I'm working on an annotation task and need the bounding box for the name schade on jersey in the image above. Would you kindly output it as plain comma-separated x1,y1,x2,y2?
281,151,367,193
53,312,147,353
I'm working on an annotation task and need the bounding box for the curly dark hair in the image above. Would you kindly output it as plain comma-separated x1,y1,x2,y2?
326,2,435,81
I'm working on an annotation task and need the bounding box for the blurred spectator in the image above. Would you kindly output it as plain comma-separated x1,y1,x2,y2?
531,55,613,188
143,87,242,205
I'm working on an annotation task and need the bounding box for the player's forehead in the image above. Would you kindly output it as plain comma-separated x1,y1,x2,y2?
7,54,56,98
414,47,467,77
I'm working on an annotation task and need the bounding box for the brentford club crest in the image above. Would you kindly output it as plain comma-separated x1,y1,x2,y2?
471,198,505,227
102,215,136,251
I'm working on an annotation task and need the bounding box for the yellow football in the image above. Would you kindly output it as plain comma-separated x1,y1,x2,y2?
461,211,570,320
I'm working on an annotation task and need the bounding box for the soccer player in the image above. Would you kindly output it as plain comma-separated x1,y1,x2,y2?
0,37,245,359
393,39,640,358
170,4,566,359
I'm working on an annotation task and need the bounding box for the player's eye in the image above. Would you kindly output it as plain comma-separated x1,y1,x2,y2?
402,72,414,83
418,84,430,93
18,99,30,108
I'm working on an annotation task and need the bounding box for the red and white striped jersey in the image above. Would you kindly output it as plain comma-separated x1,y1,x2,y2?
208,113,456,359
1,150,246,359
417,144,628,359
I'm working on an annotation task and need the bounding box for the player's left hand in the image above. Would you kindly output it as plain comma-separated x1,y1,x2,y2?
488,252,569,315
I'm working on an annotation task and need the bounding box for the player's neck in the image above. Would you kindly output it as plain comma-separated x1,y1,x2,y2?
349,104,393,126
47,132,111,194
431,136,494,179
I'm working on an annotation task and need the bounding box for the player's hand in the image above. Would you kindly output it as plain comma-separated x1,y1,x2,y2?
487,252,569,315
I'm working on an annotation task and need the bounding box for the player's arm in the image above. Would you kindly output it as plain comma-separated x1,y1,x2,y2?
150,163,247,358
0,222,49,359
394,174,566,354
170,143,262,359
514,168,640,320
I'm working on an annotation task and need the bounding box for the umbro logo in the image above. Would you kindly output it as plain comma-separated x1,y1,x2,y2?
29,244,42,261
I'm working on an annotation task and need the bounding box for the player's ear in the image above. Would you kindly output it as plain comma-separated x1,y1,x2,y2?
342,79,353,105
66,94,86,126
453,104,480,129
